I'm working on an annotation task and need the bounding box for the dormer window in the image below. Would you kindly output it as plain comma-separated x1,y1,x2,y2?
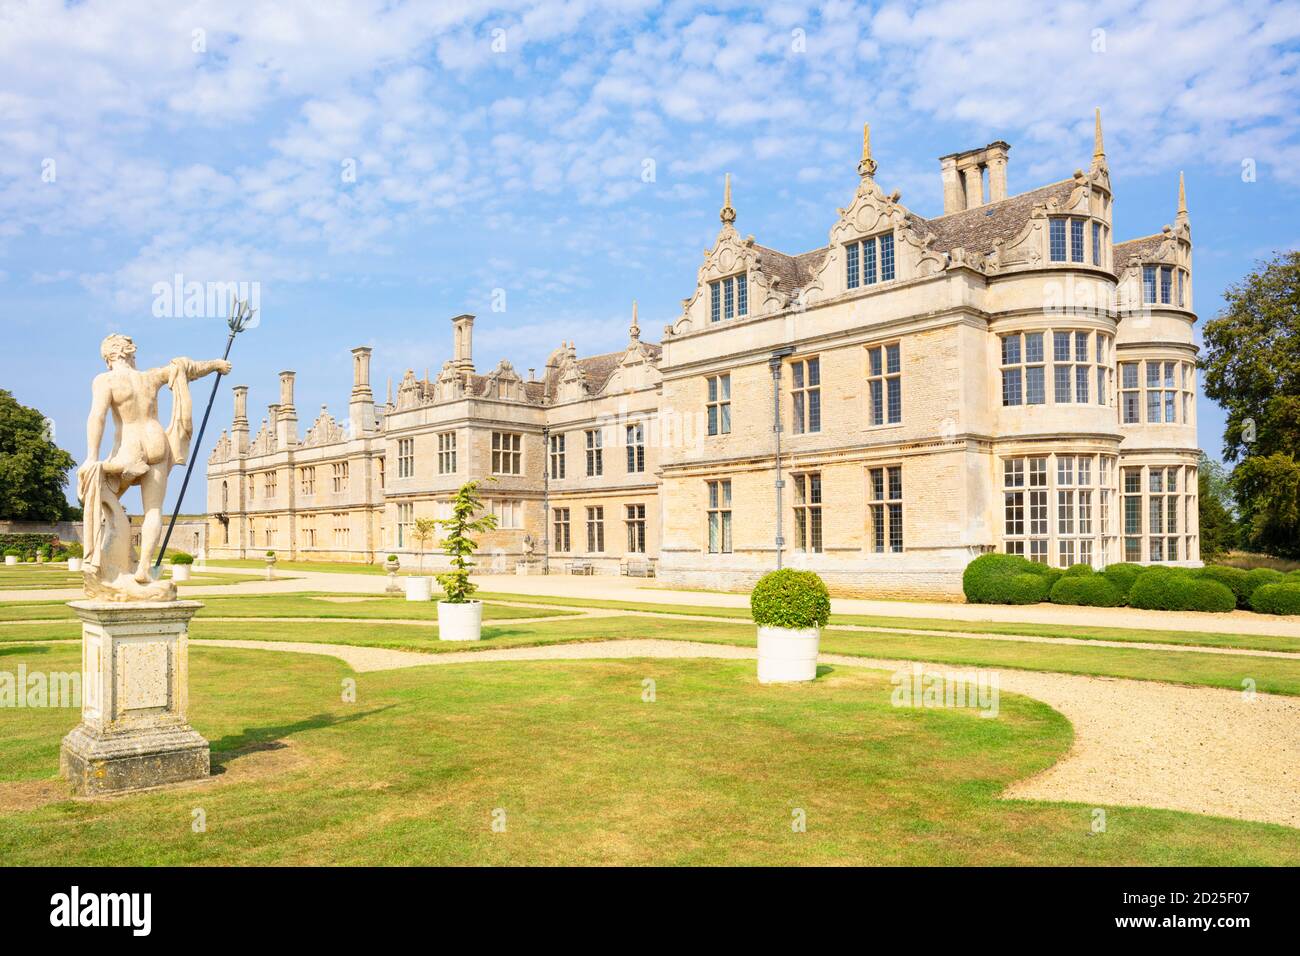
1049,217,1086,263
709,274,747,323
845,233,895,289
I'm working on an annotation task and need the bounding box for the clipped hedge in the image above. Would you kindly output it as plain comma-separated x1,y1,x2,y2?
0,533,58,554
1192,565,1250,608
1127,569,1235,613
750,569,831,629
1050,575,1123,607
963,554,1053,605
1062,563,1094,578
1250,583,1300,616
1101,563,1144,601
170,551,195,565
1243,568,1287,601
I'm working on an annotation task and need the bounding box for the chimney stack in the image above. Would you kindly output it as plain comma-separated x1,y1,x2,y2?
451,314,475,375
939,141,1011,214
276,371,297,447
349,346,375,437
232,385,249,455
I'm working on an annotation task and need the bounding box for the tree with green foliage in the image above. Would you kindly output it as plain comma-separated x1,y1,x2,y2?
410,517,440,574
1201,251,1300,558
435,479,498,603
0,389,77,522
1197,452,1238,559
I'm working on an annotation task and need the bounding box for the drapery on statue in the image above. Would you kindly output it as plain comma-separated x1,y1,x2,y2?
77,334,230,601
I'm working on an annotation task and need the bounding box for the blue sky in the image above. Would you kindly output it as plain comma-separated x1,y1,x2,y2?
2,0,1299,511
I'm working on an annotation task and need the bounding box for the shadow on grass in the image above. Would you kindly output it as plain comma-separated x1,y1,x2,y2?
0,643,55,659
209,705,395,772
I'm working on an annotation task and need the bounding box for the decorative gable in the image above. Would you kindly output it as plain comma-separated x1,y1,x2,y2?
484,359,527,402
302,405,347,447
434,361,465,402
249,419,276,457
208,429,232,464
395,369,423,410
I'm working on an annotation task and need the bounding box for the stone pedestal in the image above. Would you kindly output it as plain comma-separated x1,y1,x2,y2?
60,600,209,796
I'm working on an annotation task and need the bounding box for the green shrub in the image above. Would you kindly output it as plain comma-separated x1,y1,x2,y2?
1050,575,1123,607
170,551,194,565
1250,583,1300,616
962,554,1049,604
64,542,84,559
750,569,831,629
1128,569,1235,612
2,549,19,558
1243,568,1286,600
1101,563,1144,601
0,533,58,554
1062,563,1094,577
1193,565,1250,608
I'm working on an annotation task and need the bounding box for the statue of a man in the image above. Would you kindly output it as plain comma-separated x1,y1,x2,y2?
78,334,230,601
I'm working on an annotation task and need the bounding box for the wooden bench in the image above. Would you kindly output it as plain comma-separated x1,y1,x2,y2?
622,558,655,578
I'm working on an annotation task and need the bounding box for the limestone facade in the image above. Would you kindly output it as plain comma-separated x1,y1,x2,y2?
206,115,1201,597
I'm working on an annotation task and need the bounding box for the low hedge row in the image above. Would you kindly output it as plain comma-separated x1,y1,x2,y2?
964,556,1299,615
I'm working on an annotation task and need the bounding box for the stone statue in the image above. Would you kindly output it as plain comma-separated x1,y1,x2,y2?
77,333,230,601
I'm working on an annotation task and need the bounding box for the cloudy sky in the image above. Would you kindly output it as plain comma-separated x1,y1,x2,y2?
3,0,1299,509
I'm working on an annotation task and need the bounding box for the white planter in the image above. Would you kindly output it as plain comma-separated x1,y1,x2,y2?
437,600,483,641
404,576,433,602
171,564,192,582
4,555,16,566
67,558,81,572
756,626,820,684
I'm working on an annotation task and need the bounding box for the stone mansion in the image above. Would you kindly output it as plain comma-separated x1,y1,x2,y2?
205,113,1201,597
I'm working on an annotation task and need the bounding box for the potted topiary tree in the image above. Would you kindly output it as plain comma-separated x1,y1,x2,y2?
170,550,195,582
3,549,18,567
65,542,83,572
404,517,440,602
434,478,498,640
750,568,831,683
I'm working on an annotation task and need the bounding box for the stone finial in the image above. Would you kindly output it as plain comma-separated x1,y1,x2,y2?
629,300,640,343
1177,170,1187,217
720,173,736,225
858,122,877,178
1093,107,1105,164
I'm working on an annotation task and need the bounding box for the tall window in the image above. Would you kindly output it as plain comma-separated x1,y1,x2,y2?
264,470,277,496
790,357,821,434
586,506,604,552
706,374,731,436
845,233,895,288
221,481,228,512
1122,359,1190,425
247,475,255,500
625,504,647,553
300,466,315,495
552,508,571,552
396,502,413,548
868,465,903,553
1070,218,1085,263
1142,265,1157,304
332,461,348,493
1052,331,1091,404
397,438,414,478
490,499,522,529
1003,456,1049,562
437,432,456,474
1049,218,1067,261
707,479,733,553
709,273,748,322
867,343,902,425
585,429,603,477
333,513,349,547
792,473,822,553
1159,266,1172,304
1091,220,1105,267
492,432,522,475
549,433,566,479
378,456,385,489
626,423,645,473
1001,332,1045,406
1123,468,1142,562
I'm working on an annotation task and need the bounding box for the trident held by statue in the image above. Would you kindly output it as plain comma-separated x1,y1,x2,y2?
154,299,255,570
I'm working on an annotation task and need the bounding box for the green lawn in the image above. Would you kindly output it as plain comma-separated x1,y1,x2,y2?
1,642,1296,865
475,591,1300,654
207,558,387,575
0,564,267,591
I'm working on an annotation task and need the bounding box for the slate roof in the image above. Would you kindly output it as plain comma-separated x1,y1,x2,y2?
1113,233,1166,265
916,179,1076,254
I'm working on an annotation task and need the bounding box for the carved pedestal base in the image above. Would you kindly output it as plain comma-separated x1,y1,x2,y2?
59,600,209,796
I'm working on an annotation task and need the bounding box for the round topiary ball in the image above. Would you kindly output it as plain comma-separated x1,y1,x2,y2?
750,569,831,629
1050,575,1123,607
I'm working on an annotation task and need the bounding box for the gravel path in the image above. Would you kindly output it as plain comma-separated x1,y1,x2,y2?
192,636,1300,829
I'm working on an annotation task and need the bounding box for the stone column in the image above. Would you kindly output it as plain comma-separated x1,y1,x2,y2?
962,164,984,209
60,600,209,795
